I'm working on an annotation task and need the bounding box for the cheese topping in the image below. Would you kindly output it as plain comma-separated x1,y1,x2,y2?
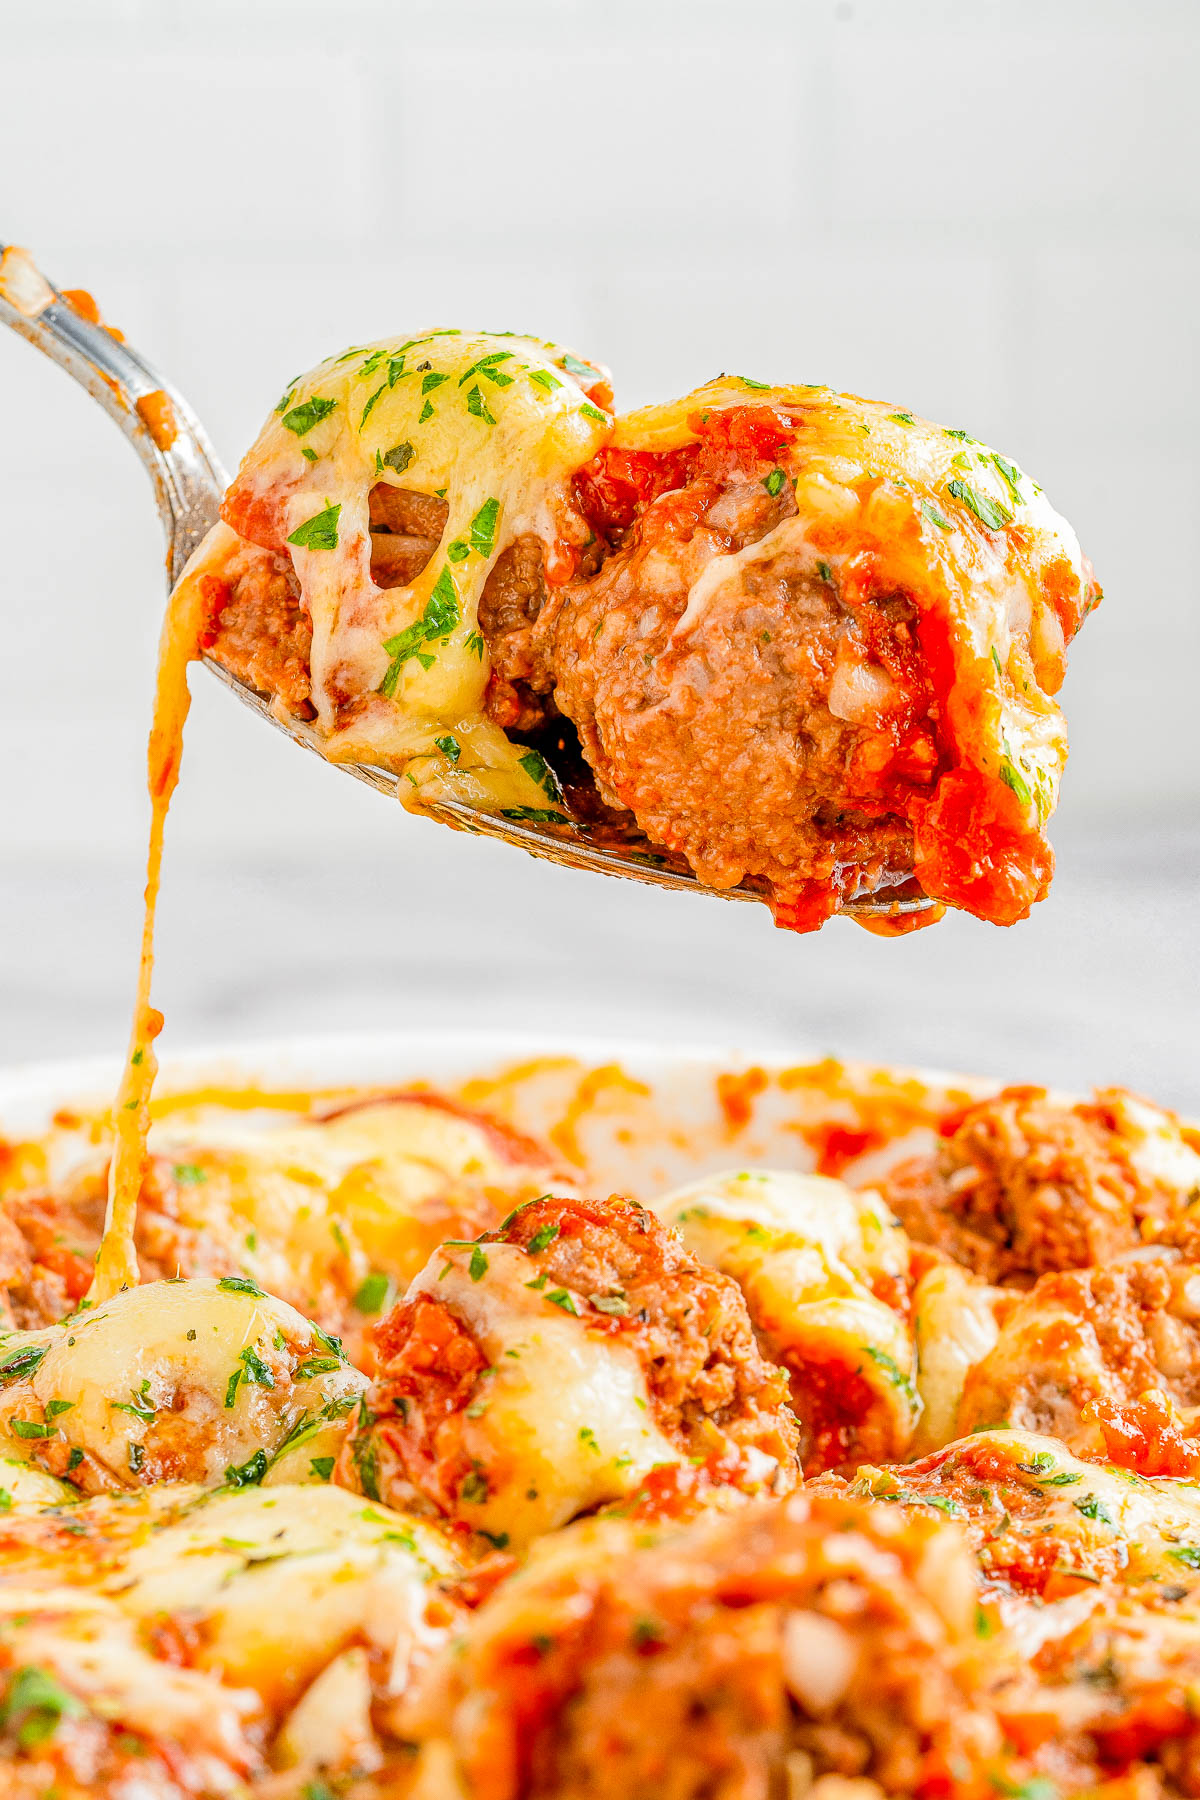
655,1169,919,1455
613,379,1096,836
178,330,613,814
409,1241,680,1546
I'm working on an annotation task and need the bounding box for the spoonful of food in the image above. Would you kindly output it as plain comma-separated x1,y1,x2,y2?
1,244,1098,935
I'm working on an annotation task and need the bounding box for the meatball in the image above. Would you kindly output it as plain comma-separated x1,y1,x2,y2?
400,1491,1003,1800
338,1195,800,1546
0,1278,364,1493
653,1169,919,1474
197,534,314,716
955,1252,1200,1446
0,1090,563,1366
534,388,1096,931
882,1086,1200,1288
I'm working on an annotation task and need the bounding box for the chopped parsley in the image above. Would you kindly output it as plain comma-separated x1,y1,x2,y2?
351,1400,381,1501
545,1288,580,1316
816,560,834,584
0,1665,84,1750
224,1448,268,1488
360,384,386,430
286,503,341,552
110,1380,157,1425
217,1275,265,1298
561,353,598,381
433,734,461,765
469,1246,489,1282
947,477,1011,531
1168,1545,1200,1569
862,1345,918,1404
460,1469,489,1504
419,400,434,423
457,351,514,387
381,440,414,474
921,499,951,531
889,411,915,425
737,376,770,390
469,496,500,556
527,1223,560,1255
281,395,336,437
310,1456,335,1482
999,751,1033,808
0,1345,47,1383
172,1161,207,1186
528,368,562,392
590,1292,629,1316
293,1355,344,1382
763,467,786,496
45,1400,73,1419
991,452,1024,506
518,750,560,800
1073,1494,1114,1524
354,1271,392,1314
225,1346,275,1409
466,629,485,659
500,806,570,824
466,385,497,423
579,401,610,423
378,566,460,694
10,1419,53,1440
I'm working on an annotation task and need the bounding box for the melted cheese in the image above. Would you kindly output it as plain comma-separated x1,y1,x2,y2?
90,560,206,1305
614,379,1097,839
177,329,613,812
909,1262,1002,1456
138,1098,559,1327
654,1170,919,1456
855,1427,1200,1590
1,1278,364,1488
111,1482,458,1713
409,1242,680,1546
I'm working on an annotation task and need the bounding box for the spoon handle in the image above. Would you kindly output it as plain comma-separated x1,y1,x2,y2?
0,241,226,586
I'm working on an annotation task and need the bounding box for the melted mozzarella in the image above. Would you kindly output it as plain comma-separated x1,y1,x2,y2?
176,330,612,812
654,1170,919,1455
910,1262,1002,1455
142,1096,556,1322
7,1279,364,1488
410,1242,679,1546
615,379,1095,834
111,1482,459,1714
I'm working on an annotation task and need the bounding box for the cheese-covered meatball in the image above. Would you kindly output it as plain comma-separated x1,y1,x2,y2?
653,1169,918,1473
339,1195,799,1546
0,1277,363,1492
400,1491,1003,1800
534,385,1097,931
884,1086,1200,1288
955,1253,1200,1446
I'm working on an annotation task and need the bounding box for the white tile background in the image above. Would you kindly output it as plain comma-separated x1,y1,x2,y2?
0,0,1197,1104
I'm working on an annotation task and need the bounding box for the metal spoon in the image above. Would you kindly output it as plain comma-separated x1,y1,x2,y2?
0,243,933,923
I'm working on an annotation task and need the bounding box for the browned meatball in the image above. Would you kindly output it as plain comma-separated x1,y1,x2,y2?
956,1253,1200,1443
197,537,314,715
882,1086,1200,1288
537,423,924,930
338,1195,800,1547
400,1490,1004,1800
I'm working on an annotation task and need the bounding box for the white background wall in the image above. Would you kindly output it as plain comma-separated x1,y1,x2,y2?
1,0,1197,1103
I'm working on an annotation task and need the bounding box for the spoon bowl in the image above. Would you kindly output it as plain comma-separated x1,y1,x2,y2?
0,243,933,924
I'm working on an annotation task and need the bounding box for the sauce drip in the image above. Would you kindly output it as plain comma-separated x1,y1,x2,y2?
87,570,203,1303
